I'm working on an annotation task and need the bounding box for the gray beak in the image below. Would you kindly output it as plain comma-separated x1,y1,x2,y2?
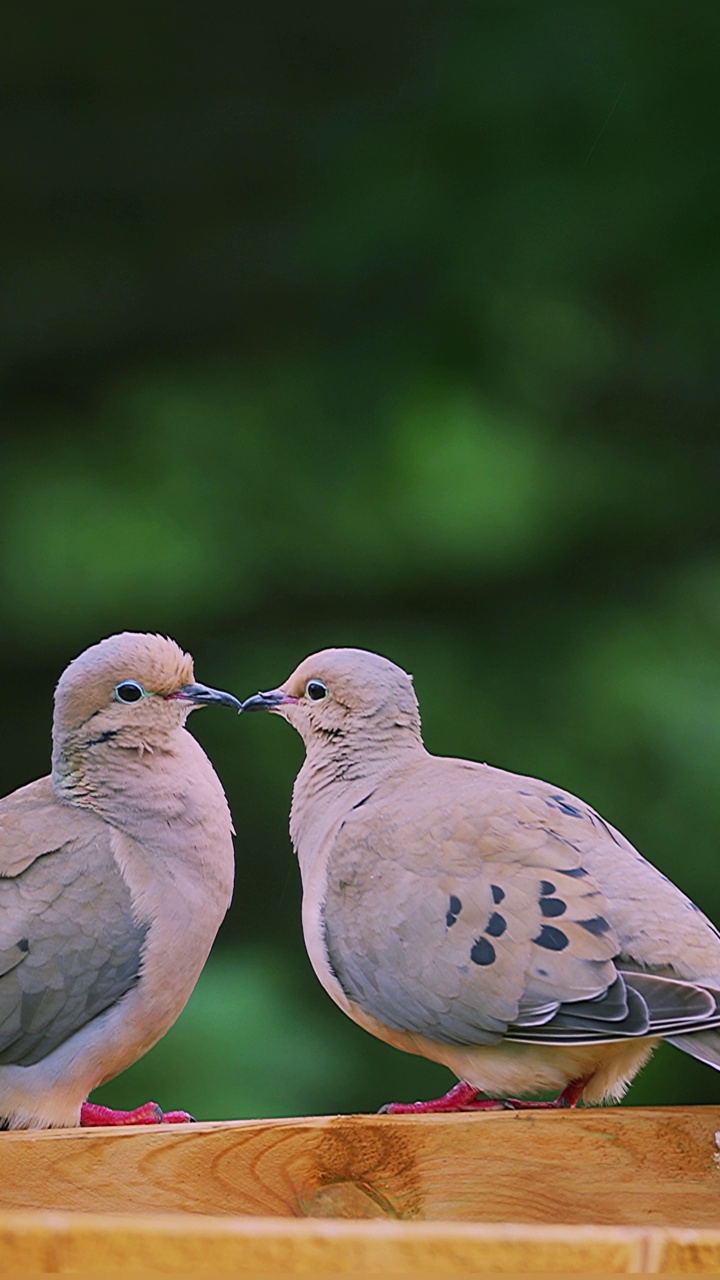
240,689,293,712
171,683,243,712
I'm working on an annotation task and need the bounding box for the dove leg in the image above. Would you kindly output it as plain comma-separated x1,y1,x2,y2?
380,1075,590,1115
379,1080,506,1114
496,1076,590,1110
80,1101,194,1126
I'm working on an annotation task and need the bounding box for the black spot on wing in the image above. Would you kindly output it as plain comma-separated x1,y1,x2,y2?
540,880,556,896
578,915,611,936
557,866,589,878
446,894,463,928
470,937,496,966
540,897,567,918
533,925,569,951
485,912,507,937
17,938,29,953
491,884,505,904
546,795,583,818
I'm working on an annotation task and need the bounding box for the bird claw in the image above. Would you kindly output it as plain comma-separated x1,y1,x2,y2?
159,1109,196,1124
378,1076,588,1115
80,1100,195,1126
380,1097,507,1114
378,1081,499,1114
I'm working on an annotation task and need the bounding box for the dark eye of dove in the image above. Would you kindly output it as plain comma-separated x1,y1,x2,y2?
113,680,146,704
306,680,328,702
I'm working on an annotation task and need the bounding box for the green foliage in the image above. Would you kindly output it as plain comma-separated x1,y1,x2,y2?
3,6,720,1114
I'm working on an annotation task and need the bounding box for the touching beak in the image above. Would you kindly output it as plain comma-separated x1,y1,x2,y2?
241,689,296,712
169,683,243,712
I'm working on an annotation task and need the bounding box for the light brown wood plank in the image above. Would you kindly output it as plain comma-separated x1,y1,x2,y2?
0,1107,718,1227
648,1228,720,1273
0,1211,649,1273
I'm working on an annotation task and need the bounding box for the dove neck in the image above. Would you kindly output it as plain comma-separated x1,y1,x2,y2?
289,730,426,863
52,726,228,844
300,717,424,779
52,724,167,802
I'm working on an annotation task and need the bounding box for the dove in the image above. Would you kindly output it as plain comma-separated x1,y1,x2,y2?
242,647,720,1111
0,631,241,1130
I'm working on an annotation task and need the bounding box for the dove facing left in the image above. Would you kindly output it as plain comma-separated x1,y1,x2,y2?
242,647,720,1114
0,631,241,1130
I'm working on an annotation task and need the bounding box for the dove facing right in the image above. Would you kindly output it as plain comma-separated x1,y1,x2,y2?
242,647,720,1113
0,631,241,1130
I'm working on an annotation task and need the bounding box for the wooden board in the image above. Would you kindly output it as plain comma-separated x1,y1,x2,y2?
1,1213,720,1273
0,1106,718,1225
0,1212,651,1274
1,1108,719,1272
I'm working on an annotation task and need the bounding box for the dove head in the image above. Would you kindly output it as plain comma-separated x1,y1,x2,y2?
242,648,424,759
52,632,241,762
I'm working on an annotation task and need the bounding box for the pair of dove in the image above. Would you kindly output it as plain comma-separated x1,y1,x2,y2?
1,635,719,1129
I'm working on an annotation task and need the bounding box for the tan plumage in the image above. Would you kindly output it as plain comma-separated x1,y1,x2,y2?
0,632,240,1129
242,647,720,1110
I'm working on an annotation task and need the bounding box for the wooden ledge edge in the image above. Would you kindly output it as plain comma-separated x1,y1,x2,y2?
1,1211,720,1273
4,1102,720,1141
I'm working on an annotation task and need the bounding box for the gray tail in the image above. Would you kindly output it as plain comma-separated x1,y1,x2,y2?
667,1029,720,1070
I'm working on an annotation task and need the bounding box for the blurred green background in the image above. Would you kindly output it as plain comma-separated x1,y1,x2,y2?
3,7,720,1116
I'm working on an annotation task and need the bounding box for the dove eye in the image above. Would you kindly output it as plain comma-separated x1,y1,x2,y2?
114,680,146,704
306,679,328,702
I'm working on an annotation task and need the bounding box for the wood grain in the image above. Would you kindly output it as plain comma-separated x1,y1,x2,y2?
649,1229,720,1273
0,1212,653,1273
4,1213,720,1273
0,1107,718,1227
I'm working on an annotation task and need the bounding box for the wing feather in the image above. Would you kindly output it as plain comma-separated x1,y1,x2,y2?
322,762,720,1051
0,785,147,1066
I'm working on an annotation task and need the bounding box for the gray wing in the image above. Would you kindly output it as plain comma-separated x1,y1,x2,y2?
322,770,720,1048
0,822,147,1067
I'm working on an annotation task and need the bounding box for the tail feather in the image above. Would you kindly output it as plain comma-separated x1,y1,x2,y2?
667,1029,720,1070
629,972,718,1023
508,972,720,1046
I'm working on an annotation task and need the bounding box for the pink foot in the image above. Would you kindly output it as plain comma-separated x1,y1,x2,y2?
379,1076,589,1115
80,1101,195,1127
498,1076,589,1110
379,1080,505,1115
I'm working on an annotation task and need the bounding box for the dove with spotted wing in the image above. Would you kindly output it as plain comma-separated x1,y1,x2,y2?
242,648,720,1110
